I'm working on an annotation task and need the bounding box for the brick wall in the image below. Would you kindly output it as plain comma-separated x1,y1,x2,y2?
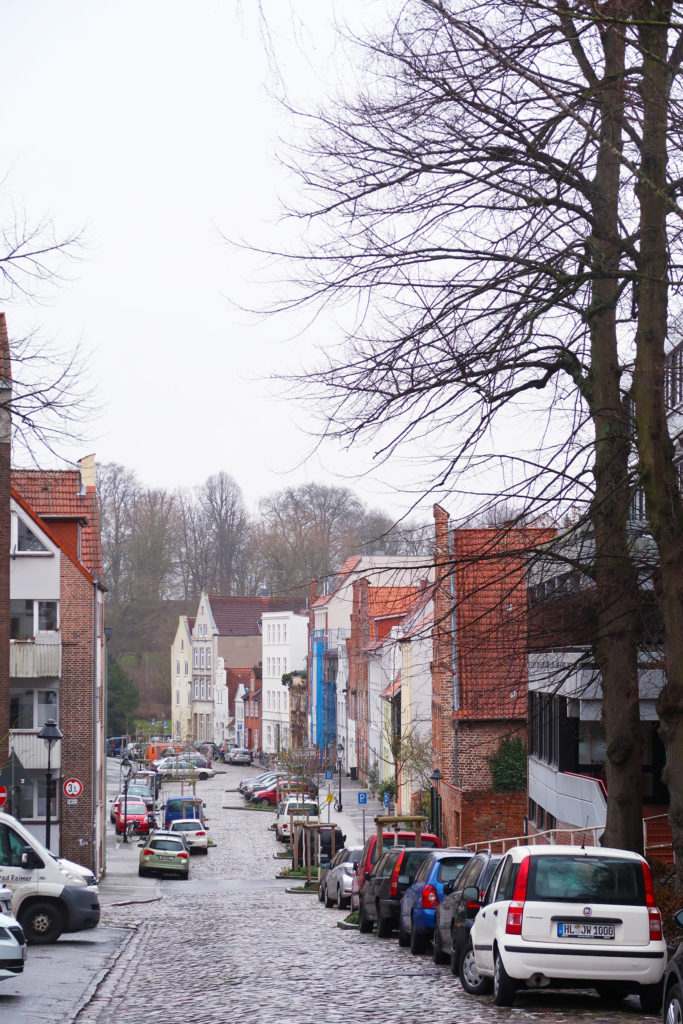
441,784,527,847
58,558,97,869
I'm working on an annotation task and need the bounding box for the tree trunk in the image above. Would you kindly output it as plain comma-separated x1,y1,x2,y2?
589,14,643,851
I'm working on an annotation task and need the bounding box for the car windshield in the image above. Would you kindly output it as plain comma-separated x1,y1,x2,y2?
528,855,645,905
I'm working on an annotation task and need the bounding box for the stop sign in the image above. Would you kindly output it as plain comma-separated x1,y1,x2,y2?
0,785,7,809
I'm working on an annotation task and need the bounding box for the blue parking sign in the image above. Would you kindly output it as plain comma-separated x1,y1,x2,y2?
358,791,367,805
383,792,390,808
325,770,333,781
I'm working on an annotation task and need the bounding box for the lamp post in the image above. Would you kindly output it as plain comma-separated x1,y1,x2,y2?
120,756,134,843
37,718,63,852
430,767,443,841
336,742,344,812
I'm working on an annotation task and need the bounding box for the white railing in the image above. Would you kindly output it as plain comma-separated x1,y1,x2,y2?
463,825,604,853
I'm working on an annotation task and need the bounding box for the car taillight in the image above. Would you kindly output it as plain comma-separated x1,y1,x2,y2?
142,849,153,856
641,861,662,939
421,884,439,909
389,858,402,897
506,855,530,935
505,901,524,935
195,831,206,837
178,852,189,859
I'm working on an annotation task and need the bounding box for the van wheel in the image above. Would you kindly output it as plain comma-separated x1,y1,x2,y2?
20,901,64,944
493,950,516,1007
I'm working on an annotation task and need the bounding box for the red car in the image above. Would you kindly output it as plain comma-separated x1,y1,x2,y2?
251,782,310,806
350,830,442,911
114,797,151,835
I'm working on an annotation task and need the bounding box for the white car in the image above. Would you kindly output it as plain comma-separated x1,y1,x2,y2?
0,886,26,981
168,818,209,853
154,758,216,781
469,844,666,1011
275,798,319,842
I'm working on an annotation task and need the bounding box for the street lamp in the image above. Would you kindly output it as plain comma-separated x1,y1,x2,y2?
120,756,134,844
336,742,344,812
37,718,63,851
430,767,443,841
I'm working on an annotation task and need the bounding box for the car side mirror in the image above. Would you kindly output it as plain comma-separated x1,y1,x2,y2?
462,885,481,905
443,880,455,895
352,861,359,871
21,846,43,870
675,909,683,930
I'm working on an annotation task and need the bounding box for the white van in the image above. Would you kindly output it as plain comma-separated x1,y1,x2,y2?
0,811,100,943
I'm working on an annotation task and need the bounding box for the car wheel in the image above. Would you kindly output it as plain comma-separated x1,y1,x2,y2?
358,900,373,933
325,886,335,909
493,950,516,1007
410,917,426,955
198,772,208,781
376,910,393,938
398,918,411,947
337,887,348,910
664,982,683,1024
640,980,664,1014
433,925,447,965
459,940,493,995
138,866,148,877
449,935,459,976
19,901,64,944
318,884,325,903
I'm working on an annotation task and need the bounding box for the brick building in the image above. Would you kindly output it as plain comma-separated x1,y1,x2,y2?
432,505,554,847
7,457,106,874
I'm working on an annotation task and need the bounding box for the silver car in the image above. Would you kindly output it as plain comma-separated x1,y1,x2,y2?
229,747,252,765
319,846,363,909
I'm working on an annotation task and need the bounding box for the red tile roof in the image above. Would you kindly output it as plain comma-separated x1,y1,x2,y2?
208,595,304,636
225,667,252,709
11,467,103,579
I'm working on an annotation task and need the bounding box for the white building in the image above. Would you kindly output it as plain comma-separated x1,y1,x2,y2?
170,615,193,743
261,610,308,754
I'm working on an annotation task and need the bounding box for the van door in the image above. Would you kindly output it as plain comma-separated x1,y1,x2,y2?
0,822,38,898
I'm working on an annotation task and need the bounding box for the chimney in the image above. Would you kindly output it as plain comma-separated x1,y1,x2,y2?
78,454,96,492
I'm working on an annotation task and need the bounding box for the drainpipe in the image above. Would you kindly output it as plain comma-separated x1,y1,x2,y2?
447,522,459,785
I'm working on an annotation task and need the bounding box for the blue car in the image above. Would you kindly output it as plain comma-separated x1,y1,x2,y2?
398,849,473,954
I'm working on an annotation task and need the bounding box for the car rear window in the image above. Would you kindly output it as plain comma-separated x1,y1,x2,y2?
172,822,200,831
150,839,183,851
528,855,645,905
437,855,471,883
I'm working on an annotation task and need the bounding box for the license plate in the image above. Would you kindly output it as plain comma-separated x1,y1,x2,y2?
558,922,615,939
155,855,175,863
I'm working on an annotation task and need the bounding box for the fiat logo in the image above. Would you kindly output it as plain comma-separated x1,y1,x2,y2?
583,907,592,916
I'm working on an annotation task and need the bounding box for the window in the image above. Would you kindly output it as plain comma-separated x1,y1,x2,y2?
283,657,287,673
194,680,199,699
207,648,211,670
17,518,48,553
184,660,188,676
277,658,281,675
193,648,199,669
181,639,184,651
207,679,212,700
200,648,205,669
187,689,192,706
9,689,58,729
10,600,58,639
200,679,206,700
283,624,287,643
176,660,180,675
15,779,55,823
176,690,180,705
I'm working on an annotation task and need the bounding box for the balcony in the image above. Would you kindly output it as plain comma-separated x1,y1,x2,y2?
8,731,62,771
10,635,61,678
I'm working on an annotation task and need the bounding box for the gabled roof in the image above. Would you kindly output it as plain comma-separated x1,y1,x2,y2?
10,488,94,584
312,555,362,608
226,667,253,708
208,595,304,636
11,466,103,578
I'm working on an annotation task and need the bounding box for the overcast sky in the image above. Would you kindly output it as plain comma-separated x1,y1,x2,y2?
0,1,424,514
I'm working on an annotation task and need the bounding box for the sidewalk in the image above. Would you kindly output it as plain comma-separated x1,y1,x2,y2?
99,825,160,907
316,771,388,849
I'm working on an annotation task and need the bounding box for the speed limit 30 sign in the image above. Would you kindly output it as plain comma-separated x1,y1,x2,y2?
63,778,83,798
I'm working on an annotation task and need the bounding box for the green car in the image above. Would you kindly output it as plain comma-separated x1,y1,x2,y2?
138,832,190,878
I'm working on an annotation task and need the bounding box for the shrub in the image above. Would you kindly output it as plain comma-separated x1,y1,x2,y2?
487,736,527,792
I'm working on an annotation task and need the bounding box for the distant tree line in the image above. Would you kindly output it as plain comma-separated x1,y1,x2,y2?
97,463,431,658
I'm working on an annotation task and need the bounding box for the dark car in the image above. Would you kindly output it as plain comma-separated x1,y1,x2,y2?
432,849,502,991
662,908,683,1022
359,846,434,936
350,830,442,911
398,849,473,953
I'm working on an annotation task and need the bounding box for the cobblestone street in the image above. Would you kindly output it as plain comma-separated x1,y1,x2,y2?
68,766,657,1024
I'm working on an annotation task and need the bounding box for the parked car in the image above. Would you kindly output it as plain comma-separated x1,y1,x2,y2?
0,888,26,981
138,832,190,878
433,849,502,989
219,742,235,762
399,848,473,953
229,747,252,765
163,796,206,830
251,781,310,807
662,907,683,1023
114,797,151,835
241,773,278,799
275,798,319,842
319,846,363,909
297,825,346,867
153,753,211,770
350,830,442,911
168,818,209,854
359,846,434,936
469,844,666,1010
154,758,215,781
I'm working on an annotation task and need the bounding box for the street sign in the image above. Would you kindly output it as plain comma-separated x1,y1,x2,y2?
163,721,168,729
358,791,367,805
324,770,333,781
0,785,6,809
383,792,390,809
63,778,83,798
326,792,334,803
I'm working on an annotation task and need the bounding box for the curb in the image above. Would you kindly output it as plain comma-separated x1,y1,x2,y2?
285,886,320,894
337,921,359,930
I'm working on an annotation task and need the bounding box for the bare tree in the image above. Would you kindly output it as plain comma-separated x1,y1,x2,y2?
96,462,140,601
258,0,683,858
